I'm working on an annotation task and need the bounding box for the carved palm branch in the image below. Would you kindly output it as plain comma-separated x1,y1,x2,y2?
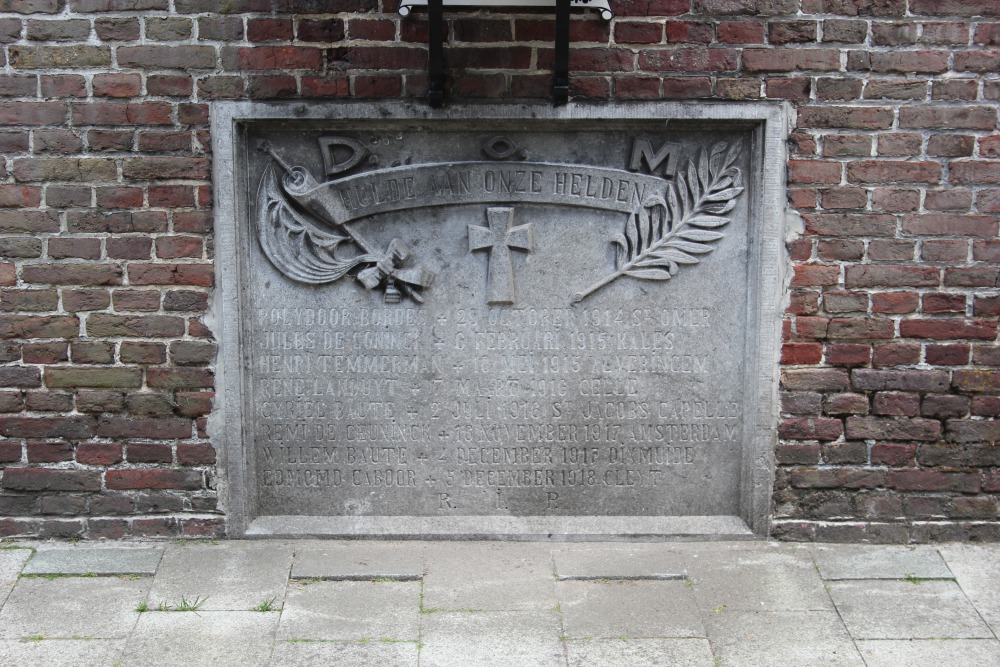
256,165,374,284
572,142,745,303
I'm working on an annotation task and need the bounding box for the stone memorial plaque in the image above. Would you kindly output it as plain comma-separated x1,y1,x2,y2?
213,102,786,538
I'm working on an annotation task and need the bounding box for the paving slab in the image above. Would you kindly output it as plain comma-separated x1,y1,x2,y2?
420,610,564,667
939,544,1000,634
553,544,686,580
120,611,278,667
278,580,420,641
148,543,292,611
856,639,1000,667
829,580,994,639
23,547,163,576
270,640,419,666
422,542,557,611
0,576,148,639
812,545,951,581
0,638,126,666
558,580,704,639
565,637,715,666
706,610,864,667
0,548,32,607
684,546,831,612
292,542,424,580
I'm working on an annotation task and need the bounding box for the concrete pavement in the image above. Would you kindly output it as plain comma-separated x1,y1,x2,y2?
0,539,998,666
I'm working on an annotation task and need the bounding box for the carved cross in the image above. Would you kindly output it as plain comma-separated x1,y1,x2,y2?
468,207,533,305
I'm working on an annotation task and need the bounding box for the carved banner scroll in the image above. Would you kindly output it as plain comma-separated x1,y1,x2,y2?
254,136,744,306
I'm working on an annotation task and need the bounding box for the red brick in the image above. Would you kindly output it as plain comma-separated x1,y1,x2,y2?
614,21,663,44
782,342,822,364
846,161,942,184
867,239,915,261
873,342,921,366
950,162,1000,185
1,468,101,492
143,368,214,390
871,442,916,466
887,470,980,493
944,266,1000,287
105,469,202,491
122,157,210,180
845,265,939,288
86,314,185,338
923,293,966,314
128,263,213,287
825,343,871,366
797,106,894,129
827,317,895,339
744,48,839,72
0,315,79,339
925,343,970,365
953,370,1000,392
802,213,897,237
717,21,765,43
873,391,920,416
779,417,843,440
127,442,173,463
846,416,941,441
117,45,217,69
177,443,216,465
900,318,997,341
822,291,867,312
852,368,950,392
922,394,970,419
782,367,850,391
26,441,72,463
789,160,841,184
824,391,869,414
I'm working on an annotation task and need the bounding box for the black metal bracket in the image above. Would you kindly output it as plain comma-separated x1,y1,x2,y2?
422,0,574,106
552,0,571,105
427,0,445,108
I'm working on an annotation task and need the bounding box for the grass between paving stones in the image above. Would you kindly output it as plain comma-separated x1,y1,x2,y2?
285,638,421,646
146,595,209,612
252,597,278,612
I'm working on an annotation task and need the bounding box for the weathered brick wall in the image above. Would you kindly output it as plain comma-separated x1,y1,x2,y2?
0,0,997,541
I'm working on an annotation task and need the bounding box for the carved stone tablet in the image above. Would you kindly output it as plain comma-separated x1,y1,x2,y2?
213,102,786,538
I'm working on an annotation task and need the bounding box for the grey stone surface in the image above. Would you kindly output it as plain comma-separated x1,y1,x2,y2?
559,580,704,639
0,548,31,607
421,542,557,611
23,547,163,576
812,544,951,580
828,580,994,639
419,610,564,667
565,637,715,666
270,640,419,666
939,544,1000,633
706,611,864,667
856,639,1000,667
0,577,148,639
684,545,832,612
553,544,686,580
0,639,126,666
291,542,424,580
278,580,420,641
213,102,787,539
148,543,292,611
121,611,278,667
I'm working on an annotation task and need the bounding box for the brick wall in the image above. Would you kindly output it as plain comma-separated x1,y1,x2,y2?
0,0,997,541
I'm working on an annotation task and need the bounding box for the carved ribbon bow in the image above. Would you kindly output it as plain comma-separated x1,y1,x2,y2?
356,239,435,304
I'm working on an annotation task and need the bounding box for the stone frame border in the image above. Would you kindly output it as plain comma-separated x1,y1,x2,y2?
211,101,789,540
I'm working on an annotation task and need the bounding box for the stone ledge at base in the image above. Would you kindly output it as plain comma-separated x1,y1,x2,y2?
243,515,756,541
